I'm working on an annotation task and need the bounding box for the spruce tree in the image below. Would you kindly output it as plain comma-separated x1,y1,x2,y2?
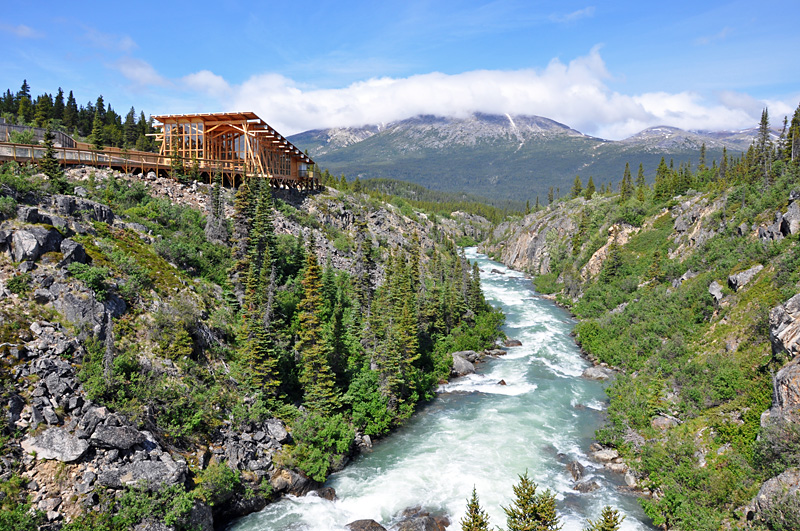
89,108,104,150
123,107,138,148
297,243,340,413
548,187,554,205
584,506,625,531
571,175,583,198
584,176,595,200
63,91,78,131
52,88,64,121
503,471,561,531
17,95,33,124
460,486,491,531
620,162,633,201
39,126,67,192
33,94,52,127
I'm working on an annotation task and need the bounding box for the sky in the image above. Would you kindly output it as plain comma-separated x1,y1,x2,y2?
1,0,798,139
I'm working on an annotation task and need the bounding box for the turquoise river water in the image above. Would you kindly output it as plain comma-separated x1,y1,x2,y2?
229,248,655,531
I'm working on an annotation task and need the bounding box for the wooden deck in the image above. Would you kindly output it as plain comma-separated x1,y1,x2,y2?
0,141,318,189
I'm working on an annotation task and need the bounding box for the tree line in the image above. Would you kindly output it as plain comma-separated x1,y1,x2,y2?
1,79,158,151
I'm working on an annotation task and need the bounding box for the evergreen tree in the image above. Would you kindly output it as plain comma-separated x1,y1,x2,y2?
17,79,30,100
525,200,531,215
584,506,625,531
52,88,64,121
232,181,254,271
89,108,105,150
205,168,228,244
571,175,583,198
699,142,707,170
63,91,78,131
548,187,554,205
654,157,669,200
601,229,623,282
39,126,67,192
620,162,633,201
755,107,773,182
17,95,33,124
33,93,53,127
636,163,646,189
534,196,540,211
460,486,491,531
123,107,138,148
584,176,595,200
297,243,340,413
503,471,561,531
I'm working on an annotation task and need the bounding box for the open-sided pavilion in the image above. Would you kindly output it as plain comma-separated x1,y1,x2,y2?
152,111,317,188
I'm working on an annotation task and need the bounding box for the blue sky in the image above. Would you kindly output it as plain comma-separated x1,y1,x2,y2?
1,0,798,138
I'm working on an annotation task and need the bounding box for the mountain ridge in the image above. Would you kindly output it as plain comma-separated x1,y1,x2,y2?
290,112,757,202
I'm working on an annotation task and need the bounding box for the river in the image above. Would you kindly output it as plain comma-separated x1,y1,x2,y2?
229,248,654,531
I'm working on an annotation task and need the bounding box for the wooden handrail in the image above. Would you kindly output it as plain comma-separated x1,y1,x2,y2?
0,141,317,187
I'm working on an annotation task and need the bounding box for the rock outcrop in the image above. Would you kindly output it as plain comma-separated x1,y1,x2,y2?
770,293,800,360
728,264,763,292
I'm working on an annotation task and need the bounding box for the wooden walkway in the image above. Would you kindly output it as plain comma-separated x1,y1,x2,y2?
0,141,318,189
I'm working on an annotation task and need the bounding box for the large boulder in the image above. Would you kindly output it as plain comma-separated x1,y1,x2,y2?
582,366,612,380
728,264,764,292
450,353,475,377
763,360,800,426
60,238,87,266
266,418,290,444
21,427,89,462
770,293,800,360
99,456,188,490
395,516,446,531
780,201,800,236
566,460,585,480
270,468,318,496
51,194,115,224
11,227,63,262
708,281,725,303
749,468,800,520
347,520,387,531
91,425,146,450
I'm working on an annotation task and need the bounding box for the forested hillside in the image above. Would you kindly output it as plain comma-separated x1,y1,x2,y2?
0,155,503,529
483,105,800,530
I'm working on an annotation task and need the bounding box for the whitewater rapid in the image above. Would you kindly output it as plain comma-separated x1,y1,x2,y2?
228,248,654,531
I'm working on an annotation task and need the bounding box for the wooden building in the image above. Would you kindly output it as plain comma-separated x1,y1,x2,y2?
152,112,316,188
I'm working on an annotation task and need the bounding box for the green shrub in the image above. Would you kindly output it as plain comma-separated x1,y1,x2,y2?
8,130,35,145
5,273,31,296
287,412,354,482
67,262,110,300
193,461,241,507
0,196,16,219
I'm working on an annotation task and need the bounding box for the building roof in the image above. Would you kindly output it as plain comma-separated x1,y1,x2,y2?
152,111,313,165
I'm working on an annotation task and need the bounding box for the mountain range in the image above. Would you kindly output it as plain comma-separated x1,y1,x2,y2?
289,113,760,203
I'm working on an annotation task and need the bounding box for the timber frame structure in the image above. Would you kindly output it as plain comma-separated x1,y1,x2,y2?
152,112,317,188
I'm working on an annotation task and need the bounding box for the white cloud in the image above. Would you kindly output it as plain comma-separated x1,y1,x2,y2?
550,7,596,24
83,27,137,52
182,70,232,99
169,48,797,140
114,57,169,87
0,23,43,38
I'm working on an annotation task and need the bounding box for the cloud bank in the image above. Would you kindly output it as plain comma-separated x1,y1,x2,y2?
146,48,797,139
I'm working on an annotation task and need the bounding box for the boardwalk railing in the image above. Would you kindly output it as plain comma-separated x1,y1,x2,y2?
0,141,317,189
